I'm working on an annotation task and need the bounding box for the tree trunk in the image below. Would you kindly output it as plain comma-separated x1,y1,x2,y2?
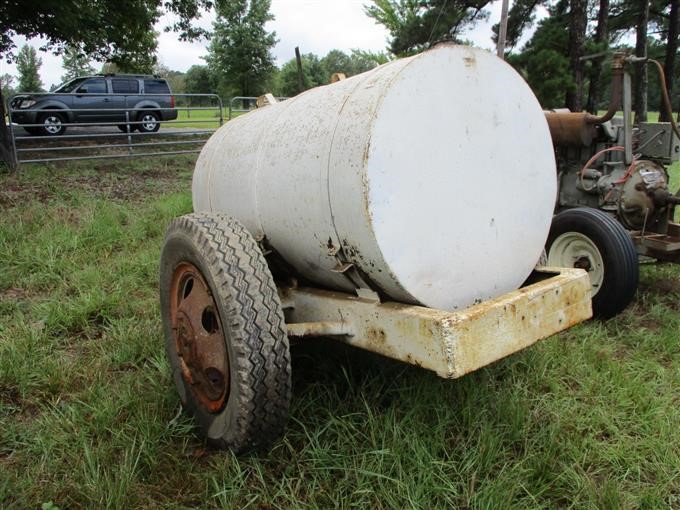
0,86,17,172
659,0,679,122
634,0,649,122
586,0,610,113
566,0,588,111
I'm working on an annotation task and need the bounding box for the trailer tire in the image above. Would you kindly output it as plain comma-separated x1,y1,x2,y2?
160,213,291,454
547,207,638,318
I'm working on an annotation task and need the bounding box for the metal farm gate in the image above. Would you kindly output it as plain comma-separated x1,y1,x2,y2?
7,92,224,168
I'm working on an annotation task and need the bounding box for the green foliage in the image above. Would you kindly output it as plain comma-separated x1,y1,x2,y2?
608,0,668,35
166,72,186,95
274,53,327,97
491,0,546,49
98,62,119,75
16,45,44,93
365,0,491,56
0,0,213,63
273,49,390,97
60,45,95,83
206,0,277,98
324,48,390,76
114,30,159,74
0,73,14,99
507,1,574,108
184,65,216,95
503,0,679,111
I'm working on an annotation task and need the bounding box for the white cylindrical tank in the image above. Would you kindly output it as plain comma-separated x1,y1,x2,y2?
193,45,556,311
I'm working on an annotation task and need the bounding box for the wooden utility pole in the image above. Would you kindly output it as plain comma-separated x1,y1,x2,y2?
295,46,304,95
496,0,510,59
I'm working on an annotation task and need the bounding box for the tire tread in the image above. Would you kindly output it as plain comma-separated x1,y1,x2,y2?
162,213,291,453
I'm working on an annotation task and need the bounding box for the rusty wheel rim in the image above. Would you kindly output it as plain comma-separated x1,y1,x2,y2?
170,262,230,413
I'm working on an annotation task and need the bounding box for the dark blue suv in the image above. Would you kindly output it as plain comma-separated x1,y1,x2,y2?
10,74,178,135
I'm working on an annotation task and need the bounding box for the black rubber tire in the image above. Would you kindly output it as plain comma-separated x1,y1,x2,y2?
160,213,291,454
137,110,160,133
547,207,639,319
38,111,66,136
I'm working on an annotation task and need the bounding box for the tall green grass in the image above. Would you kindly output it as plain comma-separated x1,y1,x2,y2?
0,158,679,509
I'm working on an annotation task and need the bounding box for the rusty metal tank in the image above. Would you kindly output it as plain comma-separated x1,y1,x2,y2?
192,44,557,311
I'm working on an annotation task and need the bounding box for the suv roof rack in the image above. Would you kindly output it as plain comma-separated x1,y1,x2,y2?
101,73,159,78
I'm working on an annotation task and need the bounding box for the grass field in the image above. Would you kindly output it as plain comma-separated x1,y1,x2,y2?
0,157,679,509
163,106,247,129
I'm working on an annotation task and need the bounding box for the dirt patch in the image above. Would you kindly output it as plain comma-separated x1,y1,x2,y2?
0,288,27,301
637,277,680,312
0,156,194,208
0,384,39,426
646,278,680,295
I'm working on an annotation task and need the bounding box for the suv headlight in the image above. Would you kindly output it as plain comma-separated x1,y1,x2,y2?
19,99,37,109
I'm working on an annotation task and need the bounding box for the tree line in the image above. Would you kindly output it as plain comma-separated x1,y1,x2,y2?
366,0,678,122
1,0,678,169
1,0,387,101
1,44,388,101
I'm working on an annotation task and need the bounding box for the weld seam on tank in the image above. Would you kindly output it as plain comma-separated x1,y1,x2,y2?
324,65,392,293
327,55,422,302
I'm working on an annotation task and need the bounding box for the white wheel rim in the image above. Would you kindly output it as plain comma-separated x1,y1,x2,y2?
141,114,157,131
548,232,604,296
44,115,62,134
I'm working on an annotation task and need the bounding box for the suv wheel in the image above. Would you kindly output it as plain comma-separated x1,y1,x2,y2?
39,112,66,136
137,111,160,133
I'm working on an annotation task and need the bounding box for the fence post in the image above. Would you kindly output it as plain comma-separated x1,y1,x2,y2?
125,108,133,155
5,101,19,172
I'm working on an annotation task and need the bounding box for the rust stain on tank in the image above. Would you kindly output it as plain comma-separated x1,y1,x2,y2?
367,327,386,344
362,139,372,165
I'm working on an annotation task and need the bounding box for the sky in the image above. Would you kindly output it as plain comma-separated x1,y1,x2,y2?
1,0,524,90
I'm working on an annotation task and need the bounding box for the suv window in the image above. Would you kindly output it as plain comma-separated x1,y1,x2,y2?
111,79,140,94
144,80,170,94
54,77,87,93
79,78,107,94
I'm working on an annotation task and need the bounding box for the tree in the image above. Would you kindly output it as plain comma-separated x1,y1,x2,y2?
185,65,216,94
507,0,574,108
634,0,650,121
348,49,391,69
205,0,277,99
321,49,390,77
1,74,15,99
165,71,187,96
271,49,390,98
0,0,213,170
659,0,678,121
565,0,588,111
585,0,610,113
274,53,327,97
491,0,547,50
16,45,44,93
365,0,492,56
60,45,95,82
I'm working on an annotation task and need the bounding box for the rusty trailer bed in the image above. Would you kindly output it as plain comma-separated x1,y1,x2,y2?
281,267,592,379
